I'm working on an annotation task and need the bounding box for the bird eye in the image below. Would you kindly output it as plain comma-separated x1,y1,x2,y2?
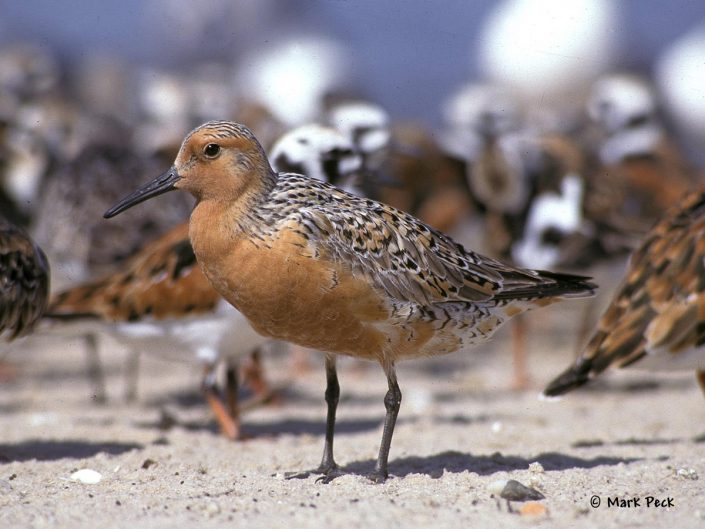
203,143,221,158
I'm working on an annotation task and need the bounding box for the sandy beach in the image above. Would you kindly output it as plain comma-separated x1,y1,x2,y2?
1,298,703,529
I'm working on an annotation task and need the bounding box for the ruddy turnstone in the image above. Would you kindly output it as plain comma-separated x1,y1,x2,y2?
46,222,270,439
544,187,705,398
269,123,363,195
583,73,697,245
0,214,49,339
326,101,390,175
105,120,596,483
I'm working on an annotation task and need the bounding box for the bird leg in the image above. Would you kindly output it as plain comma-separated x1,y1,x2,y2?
286,354,342,482
510,314,529,390
201,363,240,440
123,349,140,403
316,354,341,478
225,363,239,419
239,348,279,410
697,370,705,401
84,333,106,405
574,297,599,357
290,344,315,375
369,362,402,483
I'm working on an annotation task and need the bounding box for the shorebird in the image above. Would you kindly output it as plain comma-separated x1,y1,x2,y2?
544,187,705,398
45,221,270,438
582,73,697,246
326,101,390,176
45,123,362,425
269,123,363,195
105,120,596,483
1,215,49,340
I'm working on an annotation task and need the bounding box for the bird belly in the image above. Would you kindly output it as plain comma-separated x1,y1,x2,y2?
201,237,390,361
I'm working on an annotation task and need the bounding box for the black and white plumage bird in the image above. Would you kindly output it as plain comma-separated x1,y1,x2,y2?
269,123,364,195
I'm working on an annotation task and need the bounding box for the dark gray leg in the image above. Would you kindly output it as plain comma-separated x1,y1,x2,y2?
225,363,238,418
369,363,401,483
286,354,342,481
316,354,340,477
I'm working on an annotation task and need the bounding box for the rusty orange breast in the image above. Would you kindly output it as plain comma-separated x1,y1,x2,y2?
192,214,390,360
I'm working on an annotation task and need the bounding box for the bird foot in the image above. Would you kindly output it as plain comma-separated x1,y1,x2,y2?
285,463,342,483
316,463,345,484
366,470,389,484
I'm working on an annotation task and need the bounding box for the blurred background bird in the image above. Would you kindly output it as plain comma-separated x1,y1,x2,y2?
0,215,49,381
43,222,271,439
1,215,49,340
544,186,705,401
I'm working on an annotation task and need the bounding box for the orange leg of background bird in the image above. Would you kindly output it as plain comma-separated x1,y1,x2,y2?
696,370,705,401
240,348,280,409
574,298,599,358
289,344,315,376
0,360,18,382
510,314,529,390
202,364,240,440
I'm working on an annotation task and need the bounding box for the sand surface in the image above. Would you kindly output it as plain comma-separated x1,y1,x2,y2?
1,299,704,529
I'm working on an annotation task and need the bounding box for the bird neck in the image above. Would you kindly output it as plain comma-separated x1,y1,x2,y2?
189,169,278,253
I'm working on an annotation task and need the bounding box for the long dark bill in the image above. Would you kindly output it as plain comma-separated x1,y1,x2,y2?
103,167,181,219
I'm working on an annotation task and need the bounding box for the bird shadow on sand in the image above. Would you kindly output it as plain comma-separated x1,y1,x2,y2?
335,450,639,480
571,435,695,448
135,414,385,438
0,439,142,463
246,417,384,438
146,385,337,409
132,402,387,438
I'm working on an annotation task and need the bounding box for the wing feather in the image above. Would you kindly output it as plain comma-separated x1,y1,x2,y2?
281,178,593,306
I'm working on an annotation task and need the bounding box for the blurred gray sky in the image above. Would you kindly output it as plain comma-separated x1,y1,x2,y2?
1,0,704,124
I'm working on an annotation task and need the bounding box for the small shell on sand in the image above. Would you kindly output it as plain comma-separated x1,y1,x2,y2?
70,469,102,484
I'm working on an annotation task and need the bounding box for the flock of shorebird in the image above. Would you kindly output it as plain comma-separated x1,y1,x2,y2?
1,45,705,482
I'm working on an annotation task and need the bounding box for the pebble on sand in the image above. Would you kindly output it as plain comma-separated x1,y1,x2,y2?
488,479,545,502
520,501,548,517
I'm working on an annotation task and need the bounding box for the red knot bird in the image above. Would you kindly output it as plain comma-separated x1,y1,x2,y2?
105,120,596,483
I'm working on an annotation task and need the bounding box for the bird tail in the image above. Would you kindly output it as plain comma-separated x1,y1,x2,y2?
542,357,594,396
496,269,597,302
543,322,648,397
534,270,598,299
